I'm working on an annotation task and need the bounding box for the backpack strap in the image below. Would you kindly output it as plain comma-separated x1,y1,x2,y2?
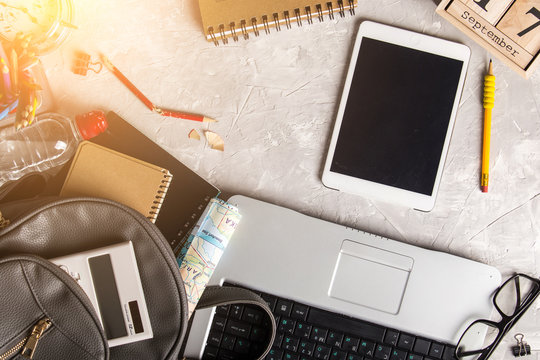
195,285,276,359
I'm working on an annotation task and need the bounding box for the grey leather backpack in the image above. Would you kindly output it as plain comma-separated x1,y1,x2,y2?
0,197,275,360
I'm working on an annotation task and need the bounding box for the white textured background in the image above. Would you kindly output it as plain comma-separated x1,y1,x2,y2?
41,0,539,357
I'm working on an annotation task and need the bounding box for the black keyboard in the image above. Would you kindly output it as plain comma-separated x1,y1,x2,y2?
202,284,458,360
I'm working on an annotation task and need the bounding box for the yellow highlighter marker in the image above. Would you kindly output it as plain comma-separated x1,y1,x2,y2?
481,60,495,193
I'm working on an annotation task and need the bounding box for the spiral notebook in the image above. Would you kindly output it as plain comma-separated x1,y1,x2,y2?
60,141,172,223
198,0,358,45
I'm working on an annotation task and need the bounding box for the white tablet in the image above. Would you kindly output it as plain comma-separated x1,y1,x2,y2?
322,21,470,211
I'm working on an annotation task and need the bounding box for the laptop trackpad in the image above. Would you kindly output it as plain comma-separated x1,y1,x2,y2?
329,240,413,315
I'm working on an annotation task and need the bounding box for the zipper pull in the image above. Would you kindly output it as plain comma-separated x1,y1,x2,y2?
21,318,51,359
0,210,10,229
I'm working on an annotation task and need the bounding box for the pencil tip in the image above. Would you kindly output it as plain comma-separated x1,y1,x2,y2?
203,117,218,123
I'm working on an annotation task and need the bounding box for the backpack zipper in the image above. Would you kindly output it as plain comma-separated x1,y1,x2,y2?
0,318,51,360
0,211,10,229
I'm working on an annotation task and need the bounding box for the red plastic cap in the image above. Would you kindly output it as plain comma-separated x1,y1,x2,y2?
75,110,108,140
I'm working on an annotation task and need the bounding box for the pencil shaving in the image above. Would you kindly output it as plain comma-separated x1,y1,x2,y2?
188,129,201,140
205,131,224,151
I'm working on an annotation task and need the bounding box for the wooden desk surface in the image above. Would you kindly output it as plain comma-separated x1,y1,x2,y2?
40,0,539,356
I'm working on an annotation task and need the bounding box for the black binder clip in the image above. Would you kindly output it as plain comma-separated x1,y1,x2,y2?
512,334,531,357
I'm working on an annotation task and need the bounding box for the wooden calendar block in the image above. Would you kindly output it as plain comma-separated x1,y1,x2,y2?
437,0,540,78
496,0,540,54
463,0,514,24
446,0,533,67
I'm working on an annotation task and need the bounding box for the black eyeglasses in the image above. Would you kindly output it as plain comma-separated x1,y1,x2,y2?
455,273,540,360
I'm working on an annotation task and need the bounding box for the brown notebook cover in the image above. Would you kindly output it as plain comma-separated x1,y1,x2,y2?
198,0,358,44
60,141,172,223
45,112,220,256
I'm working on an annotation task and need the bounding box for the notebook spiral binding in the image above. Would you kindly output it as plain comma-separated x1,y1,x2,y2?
148,170,173,222
207,0,356,46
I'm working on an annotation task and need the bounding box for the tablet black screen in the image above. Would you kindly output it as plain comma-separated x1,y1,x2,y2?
330,37,464,195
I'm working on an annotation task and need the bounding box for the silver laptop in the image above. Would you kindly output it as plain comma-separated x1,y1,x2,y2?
184,195,501,359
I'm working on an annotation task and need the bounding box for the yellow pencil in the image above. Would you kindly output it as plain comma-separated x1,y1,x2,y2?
481,60,495,193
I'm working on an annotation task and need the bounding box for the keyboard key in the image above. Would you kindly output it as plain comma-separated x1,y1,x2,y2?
284,352,300,360
314,344,332,360
221,334,236,351
251,326,267,342
283,336,300,352
291,303,310,320
274,314,281,327
207,331,222,347
243,307,264,324
267,347,284,360
276,299,294,316
218,349,238,360
229,304,244,319
225,320,251,337
261,293,278,311
384,330,400,346
414,339,431,356
375,344,393,360
279,318,296,335
299,340,316,356
391,348,408,360
429,343,445,359
326,331,344,347
330,348,347,360
234,338,251,354
342,336,360,352
442,346,457,360
216,305,229,316
274,333,284,347
359,340,376,357
398,334,415,351
311,327,328,343
203,345,219,359
308,308,385,342
295,322,312,339
212,315,227,332
408,354,424,360
347,354,362,360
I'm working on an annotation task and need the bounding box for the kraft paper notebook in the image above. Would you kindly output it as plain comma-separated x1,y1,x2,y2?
198,0,358,45
60,141,172,223
47,112,220,257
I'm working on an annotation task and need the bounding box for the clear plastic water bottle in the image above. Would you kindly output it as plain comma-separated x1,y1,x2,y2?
0,111,108,187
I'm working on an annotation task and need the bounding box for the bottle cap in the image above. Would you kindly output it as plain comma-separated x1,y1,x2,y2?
75,110,108,140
